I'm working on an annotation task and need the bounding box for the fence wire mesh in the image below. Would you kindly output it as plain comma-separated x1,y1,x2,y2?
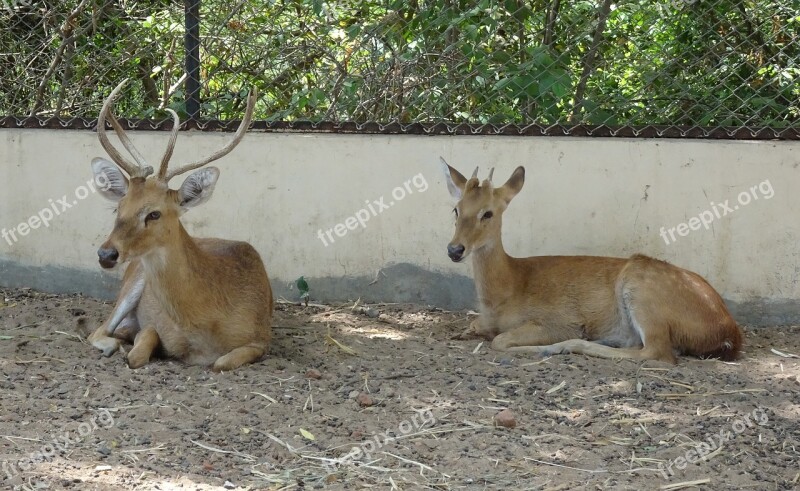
0,0,798,138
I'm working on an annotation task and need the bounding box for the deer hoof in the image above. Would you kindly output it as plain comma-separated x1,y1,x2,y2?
91,337,121,357
126,349,150,369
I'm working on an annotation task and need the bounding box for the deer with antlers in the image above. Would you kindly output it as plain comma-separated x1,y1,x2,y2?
86,80,273,371
440,159,743,364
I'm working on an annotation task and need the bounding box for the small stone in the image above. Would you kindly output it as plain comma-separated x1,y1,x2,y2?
350,429,364,439
157,406,174,418
356,393,374,407
494,409,516,428
348,390,360,399
223,481,235,489
305,369,323,379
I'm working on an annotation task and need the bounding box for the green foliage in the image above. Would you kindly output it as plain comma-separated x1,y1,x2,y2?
296,276,310,306
0,0,796,129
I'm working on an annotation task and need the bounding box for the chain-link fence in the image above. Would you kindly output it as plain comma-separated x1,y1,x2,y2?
1,0,798,138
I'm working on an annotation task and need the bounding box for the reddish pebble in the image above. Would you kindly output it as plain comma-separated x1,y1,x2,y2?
356,392,374,407
494,409,516,428
305,368,323,379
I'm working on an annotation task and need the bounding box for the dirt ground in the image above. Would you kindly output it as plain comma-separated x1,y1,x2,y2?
0,286,798,491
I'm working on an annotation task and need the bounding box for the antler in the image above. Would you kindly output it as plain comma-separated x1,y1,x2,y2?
471,167,479,179
163,88,258,182
97,79,153,178
157,108,181,180
487,168,494,183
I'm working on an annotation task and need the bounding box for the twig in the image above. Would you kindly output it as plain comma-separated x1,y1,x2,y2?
261,432,297,454
569,0,614,123
771,348,799,358
524,457,608,474
190,440,256,461
30,0,92,116
55,330,85,343
381,451,437,475
656,389,766,398
659,478,711,490
325,326,357,356
250,391,277,404
15,357,65,364
121,444,167,454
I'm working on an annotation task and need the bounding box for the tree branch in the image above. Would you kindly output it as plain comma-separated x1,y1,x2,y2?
569,0,613,124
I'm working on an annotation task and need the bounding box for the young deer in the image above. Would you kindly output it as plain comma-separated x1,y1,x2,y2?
440,159,743,364
86,80,273,371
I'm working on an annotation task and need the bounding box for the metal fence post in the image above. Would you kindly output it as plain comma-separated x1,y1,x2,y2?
184,0,201,126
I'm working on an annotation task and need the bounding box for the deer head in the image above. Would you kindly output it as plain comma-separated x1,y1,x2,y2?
92,79,256,269
440,158,525,262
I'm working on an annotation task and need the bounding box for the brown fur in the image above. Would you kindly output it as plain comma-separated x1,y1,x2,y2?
89,178,273,371
442,162,742,364
87,83,271,371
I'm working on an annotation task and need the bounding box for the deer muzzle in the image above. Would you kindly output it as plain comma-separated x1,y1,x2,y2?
447,243,466,262
97,246,119,269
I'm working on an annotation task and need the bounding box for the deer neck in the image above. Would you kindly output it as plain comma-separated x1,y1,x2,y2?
471,234,515,309
141,224,209,323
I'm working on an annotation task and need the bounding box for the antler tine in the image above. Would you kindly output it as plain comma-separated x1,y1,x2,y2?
97,79,141,177
158,108,181,179
107,112,152,176
487,167,494,183
165,87,258,182
471,166,479,179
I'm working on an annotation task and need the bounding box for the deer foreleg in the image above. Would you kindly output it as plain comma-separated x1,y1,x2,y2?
212,343,267,372
490,322,582,351
89,268,145,357
127,327,160,369
105,270,145,335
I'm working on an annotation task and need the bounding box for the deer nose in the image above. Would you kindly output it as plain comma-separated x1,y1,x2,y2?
97,247,119,269
447,244,465,262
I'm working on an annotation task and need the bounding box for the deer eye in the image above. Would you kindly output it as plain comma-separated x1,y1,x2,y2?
145,211,161,224
481,211,493,220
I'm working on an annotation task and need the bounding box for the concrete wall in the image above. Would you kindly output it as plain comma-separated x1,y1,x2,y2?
0,128,798,325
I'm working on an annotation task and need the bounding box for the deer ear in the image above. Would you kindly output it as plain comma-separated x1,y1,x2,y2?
495,166,525,204
91,158,128,201
440,157,468,201
177,166,220,210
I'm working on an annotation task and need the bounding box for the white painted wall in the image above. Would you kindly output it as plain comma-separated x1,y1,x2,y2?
0,129,798,323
